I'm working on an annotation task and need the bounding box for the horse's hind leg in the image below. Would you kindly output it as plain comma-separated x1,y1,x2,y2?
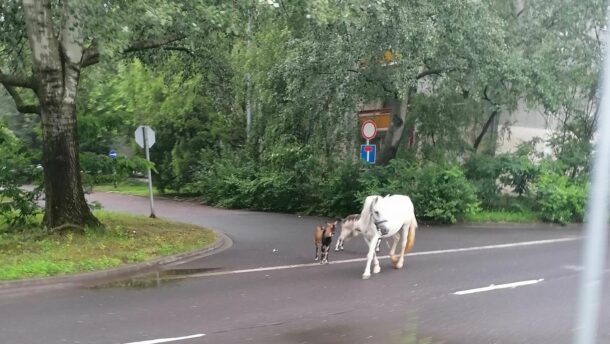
335,229,349,251
394,225,409,269
389,233,400,268
315,243,321,261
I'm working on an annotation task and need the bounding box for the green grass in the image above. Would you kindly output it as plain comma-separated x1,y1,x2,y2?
465,210,540,223
94,180,158,197
0,211,215,281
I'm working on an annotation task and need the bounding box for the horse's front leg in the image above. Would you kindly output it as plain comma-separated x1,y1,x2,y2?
362,233,380,279
315,243,321,261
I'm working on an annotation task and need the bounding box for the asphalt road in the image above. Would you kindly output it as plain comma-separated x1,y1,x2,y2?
1,192,609,344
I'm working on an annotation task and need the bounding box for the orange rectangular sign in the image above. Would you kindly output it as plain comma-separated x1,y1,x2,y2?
358,109,392,130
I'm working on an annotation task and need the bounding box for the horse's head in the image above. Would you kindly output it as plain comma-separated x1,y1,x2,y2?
369,195,402,236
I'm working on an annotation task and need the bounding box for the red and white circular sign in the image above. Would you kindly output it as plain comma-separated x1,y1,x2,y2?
360,120,377,140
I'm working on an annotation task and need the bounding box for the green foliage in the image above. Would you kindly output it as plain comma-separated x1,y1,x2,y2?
315,160,364,217
0,124,40,227
360,160,479,224
532,169,587,224
195,136,319,212
464,142,540,209
80,152,152,189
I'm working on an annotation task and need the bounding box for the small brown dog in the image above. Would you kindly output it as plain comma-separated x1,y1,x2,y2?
314,221,337,264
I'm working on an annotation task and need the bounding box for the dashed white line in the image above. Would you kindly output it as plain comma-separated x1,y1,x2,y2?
166,236,578,279
454,279,545,295
123,333,205,344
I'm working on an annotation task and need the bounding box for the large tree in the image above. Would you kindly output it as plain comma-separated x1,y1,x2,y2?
0,0,231,230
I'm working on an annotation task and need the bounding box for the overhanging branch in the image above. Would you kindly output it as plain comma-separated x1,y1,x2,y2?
417,68,453,79
3,85,40,114
0,73,35,89
82,33,187,68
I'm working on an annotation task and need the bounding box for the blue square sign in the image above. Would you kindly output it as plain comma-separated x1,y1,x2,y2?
360,144,376,164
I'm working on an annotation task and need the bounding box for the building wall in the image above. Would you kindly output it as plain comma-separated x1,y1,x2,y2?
495,103,558,155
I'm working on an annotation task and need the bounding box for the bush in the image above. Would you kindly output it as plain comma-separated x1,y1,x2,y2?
533,170,587,224
463,154,503,208
360,160,479,224
195,136,320,212
464,149,539,210
0,125,40,228
315,159,364,217
80,152,153,190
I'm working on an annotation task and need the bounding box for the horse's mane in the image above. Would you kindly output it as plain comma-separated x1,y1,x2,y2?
359,195,381,225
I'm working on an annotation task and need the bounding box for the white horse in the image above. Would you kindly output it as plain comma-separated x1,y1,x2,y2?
356,194,417,279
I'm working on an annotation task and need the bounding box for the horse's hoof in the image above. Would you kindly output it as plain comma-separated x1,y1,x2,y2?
334,248,340,252
373,266,381,274
362,274,371,280
395,262,404,269
314,258,319,261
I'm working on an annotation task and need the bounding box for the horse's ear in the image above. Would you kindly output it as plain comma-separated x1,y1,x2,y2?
369,195,379,213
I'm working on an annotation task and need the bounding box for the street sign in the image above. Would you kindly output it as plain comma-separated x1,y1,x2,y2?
360,144,376,164
135,125,155,148
361,120,377,140
108,150,117,159
134,125,156,218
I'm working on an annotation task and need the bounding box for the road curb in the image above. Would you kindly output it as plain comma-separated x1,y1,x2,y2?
0,229,232,294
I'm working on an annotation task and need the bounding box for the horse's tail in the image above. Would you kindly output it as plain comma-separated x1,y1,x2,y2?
404,216,417,254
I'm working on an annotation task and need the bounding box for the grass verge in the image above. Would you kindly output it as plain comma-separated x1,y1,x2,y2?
465,210,540,223
93,180,157,197
0,211,215,281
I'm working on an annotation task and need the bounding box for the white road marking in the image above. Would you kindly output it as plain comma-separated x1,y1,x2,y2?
123,333,205,344
454,279,544,295
166,236,579,279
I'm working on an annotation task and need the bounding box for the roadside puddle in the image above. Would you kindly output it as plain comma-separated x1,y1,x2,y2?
88,267,223,289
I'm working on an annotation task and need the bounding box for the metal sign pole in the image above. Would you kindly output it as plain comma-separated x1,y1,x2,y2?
573,14,610,344
142,126,156,218
366,139,370,162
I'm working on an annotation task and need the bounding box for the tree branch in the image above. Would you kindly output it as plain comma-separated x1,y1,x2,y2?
0,73,35,89
162,46,196,57
473,109,499,151
2,85,40,114
82,33,187,68
417,68,451,79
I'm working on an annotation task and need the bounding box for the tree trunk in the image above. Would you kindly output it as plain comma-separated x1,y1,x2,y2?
23,0,100,231
39,71,100,230
377,91,413,165
473,110,499,152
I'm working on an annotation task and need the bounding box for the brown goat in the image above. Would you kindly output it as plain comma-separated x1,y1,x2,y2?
314,221,337,264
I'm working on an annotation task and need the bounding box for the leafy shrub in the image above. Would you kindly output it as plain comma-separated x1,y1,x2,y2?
315,159,364,217
195,136,318,212
80,152,153,189
0,125,40,228
360,160,479,224
464,149,539,209
463,154,503,208
533,170,587,224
